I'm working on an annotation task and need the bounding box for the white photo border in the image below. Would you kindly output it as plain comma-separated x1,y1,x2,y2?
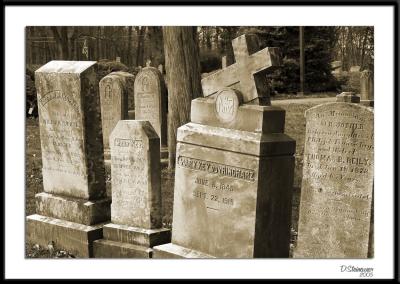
5,5,395,279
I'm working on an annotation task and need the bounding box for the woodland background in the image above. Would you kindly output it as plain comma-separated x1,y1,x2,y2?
26,26,373,97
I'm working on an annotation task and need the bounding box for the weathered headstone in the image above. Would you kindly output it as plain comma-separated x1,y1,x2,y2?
134,67,167,147
154,34,295,258
93,120,170,258
99,71,135,160
26,61,111,257
360,69,374,107
350,65,361,72
116,57,121,63
294,95,374,258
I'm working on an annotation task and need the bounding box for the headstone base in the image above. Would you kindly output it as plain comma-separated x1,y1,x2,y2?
35,192,111,225
93,239,152,258
26,214,105,258
92,223,171,258
360,100,374,107
153,243,215,258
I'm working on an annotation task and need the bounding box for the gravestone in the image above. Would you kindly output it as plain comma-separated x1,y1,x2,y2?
350,65,361,72
134,66,167,148
116,57,121,63
294,94,374,258
26,61,111,257
146,59,152,67
93,120,170,258
153,34,295,258
158,64,163,74
99,71,135,160
360,69,374,107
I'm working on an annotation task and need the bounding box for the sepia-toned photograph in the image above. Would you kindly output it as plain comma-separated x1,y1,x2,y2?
24,25,375,259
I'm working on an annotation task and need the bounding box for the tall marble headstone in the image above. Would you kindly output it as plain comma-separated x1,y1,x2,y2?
26,61,111,257
134,67,167,147
154,34,295,258
93,120,170,258
360,69,374,107
294,96,374,258
99,71,135,160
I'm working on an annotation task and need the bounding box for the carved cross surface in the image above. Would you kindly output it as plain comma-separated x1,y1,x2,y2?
201,34,282,106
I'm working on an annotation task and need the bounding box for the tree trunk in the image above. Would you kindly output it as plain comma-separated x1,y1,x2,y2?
136,26,146,66
148,26,164,66
224,27,235,66
163,26,203,169
360,28,369,70
206,27,212,50
127,26,133,66
50,26,69,59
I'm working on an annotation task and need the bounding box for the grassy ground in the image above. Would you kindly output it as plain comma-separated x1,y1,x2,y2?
25,95,333,258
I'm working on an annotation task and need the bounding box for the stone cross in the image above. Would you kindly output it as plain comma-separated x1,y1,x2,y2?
201,34,281,105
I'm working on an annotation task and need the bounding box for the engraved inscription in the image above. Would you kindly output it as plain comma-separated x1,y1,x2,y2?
111,137,148,225
215,89,240,123
177,156,255,182
38,89,86,179
295,103,374,258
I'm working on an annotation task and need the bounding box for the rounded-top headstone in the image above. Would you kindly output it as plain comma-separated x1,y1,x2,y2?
99,71,135,158
134,67,167,146
295,102,374,258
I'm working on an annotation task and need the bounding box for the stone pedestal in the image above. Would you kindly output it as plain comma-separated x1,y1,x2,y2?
154,90,295,258
93,223,170,258
26,61,110,257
